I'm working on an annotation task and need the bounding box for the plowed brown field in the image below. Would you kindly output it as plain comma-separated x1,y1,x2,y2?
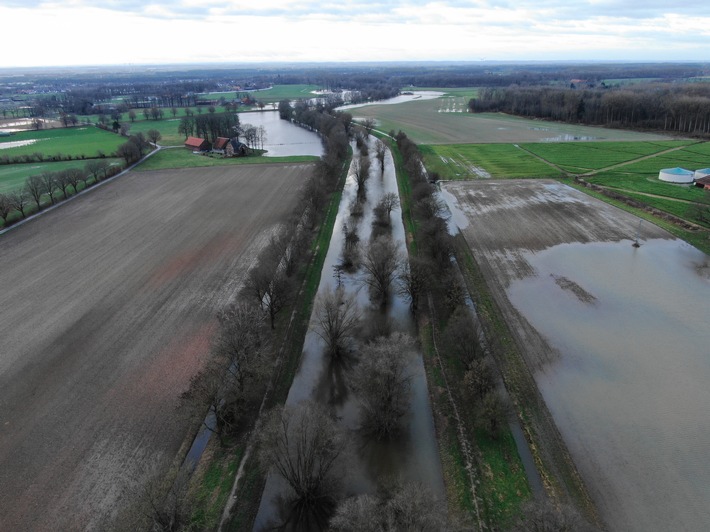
0,163,309,530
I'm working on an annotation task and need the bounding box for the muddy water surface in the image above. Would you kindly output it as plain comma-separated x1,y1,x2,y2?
507,239,710,531
253,140,444,530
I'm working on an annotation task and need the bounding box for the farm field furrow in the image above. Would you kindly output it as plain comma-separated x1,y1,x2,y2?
0,163,308,530
443,180,710,531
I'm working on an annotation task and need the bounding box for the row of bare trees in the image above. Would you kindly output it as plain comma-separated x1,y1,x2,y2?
0,159,120,228
471,83,710,135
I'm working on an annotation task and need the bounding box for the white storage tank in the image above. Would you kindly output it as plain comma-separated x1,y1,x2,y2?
694,168,710,180
659,167,694,184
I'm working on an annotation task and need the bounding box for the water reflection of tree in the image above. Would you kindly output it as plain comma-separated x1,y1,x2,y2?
259,402,347,531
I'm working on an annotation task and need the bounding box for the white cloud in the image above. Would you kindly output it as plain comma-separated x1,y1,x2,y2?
1,1,709,67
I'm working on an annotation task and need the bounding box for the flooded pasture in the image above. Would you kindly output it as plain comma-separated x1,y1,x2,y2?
238,110,323,157
254,139,444,530
443,179,710,531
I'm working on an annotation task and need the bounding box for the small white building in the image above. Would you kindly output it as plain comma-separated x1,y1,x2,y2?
659,167,694,184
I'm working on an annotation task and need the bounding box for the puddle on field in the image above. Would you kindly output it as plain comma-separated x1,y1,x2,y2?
0,139,41,149
336,91,444,111
507,239,710,531
541,134,604,142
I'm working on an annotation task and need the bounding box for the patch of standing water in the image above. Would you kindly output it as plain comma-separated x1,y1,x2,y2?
335,91,444,111
253,138,445,530
238,110,324,157
507,239,710,532
0,139,41,149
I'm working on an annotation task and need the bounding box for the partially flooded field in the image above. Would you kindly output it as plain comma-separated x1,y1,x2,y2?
443,180,710,531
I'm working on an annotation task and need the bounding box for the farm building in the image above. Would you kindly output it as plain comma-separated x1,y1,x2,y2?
226,139,249,157
694,176,710,190
184,137,210,151
658,167,694,184
212,137,230,152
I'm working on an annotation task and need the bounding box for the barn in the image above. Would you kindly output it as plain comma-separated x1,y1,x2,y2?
658,167,694,184
184,137,210,151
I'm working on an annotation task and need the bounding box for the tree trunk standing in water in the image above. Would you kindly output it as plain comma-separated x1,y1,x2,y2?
351,333,414,439
314,287,360,359
259,402,346,530
360,236,400,307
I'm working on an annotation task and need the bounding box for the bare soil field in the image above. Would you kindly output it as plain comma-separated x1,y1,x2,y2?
0,163,308,530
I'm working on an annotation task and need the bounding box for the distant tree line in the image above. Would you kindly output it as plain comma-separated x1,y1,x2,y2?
470,83,710,135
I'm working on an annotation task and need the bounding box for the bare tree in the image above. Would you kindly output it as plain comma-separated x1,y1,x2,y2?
85,159,109,183
146,128,162,146
446,307,485,364
331,481,450,532
351,333,413,439
352,156,371,203
39,172,57,205
314,286,360,359
25,175,44,211
511,499,598,532
66,167,85,193
361,117,376,135
360,236,401,306
259,402,346,529
375,139,387,173
396,256,430,313
0,193,13,225
8,190,28,218
246,261,291,330
53,171,71,200
379,192,400,219
128,110,136,123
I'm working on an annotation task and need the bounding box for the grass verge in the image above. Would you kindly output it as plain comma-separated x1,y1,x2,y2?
390,138,534,529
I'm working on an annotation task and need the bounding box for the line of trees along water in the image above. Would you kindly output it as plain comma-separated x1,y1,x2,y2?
470,83,710,135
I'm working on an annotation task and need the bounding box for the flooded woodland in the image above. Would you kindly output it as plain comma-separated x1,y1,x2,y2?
254,138,445,529
444,180,710,531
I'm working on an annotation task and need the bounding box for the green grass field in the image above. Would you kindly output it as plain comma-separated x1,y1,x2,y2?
135,148,318,171
0,158,122,194
197,84,321,104
522,140,695,173
0,126,126,159
421,144,561,179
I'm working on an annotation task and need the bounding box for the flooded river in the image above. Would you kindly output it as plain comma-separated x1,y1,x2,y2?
253,139,445,529
508,239,710,531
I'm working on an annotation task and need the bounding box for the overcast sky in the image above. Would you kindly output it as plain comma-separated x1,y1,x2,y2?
3,0,710,67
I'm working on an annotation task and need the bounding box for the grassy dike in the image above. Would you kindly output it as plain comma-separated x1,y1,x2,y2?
188,154,350,531
387,136,532,529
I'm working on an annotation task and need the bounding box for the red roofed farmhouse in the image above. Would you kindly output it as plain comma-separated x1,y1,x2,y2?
184,137,209,151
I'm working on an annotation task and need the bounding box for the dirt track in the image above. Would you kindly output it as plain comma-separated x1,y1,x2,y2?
0,163,308,530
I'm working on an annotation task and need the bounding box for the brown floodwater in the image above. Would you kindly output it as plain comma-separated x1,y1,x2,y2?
253,139,445,530
507,239,710,531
